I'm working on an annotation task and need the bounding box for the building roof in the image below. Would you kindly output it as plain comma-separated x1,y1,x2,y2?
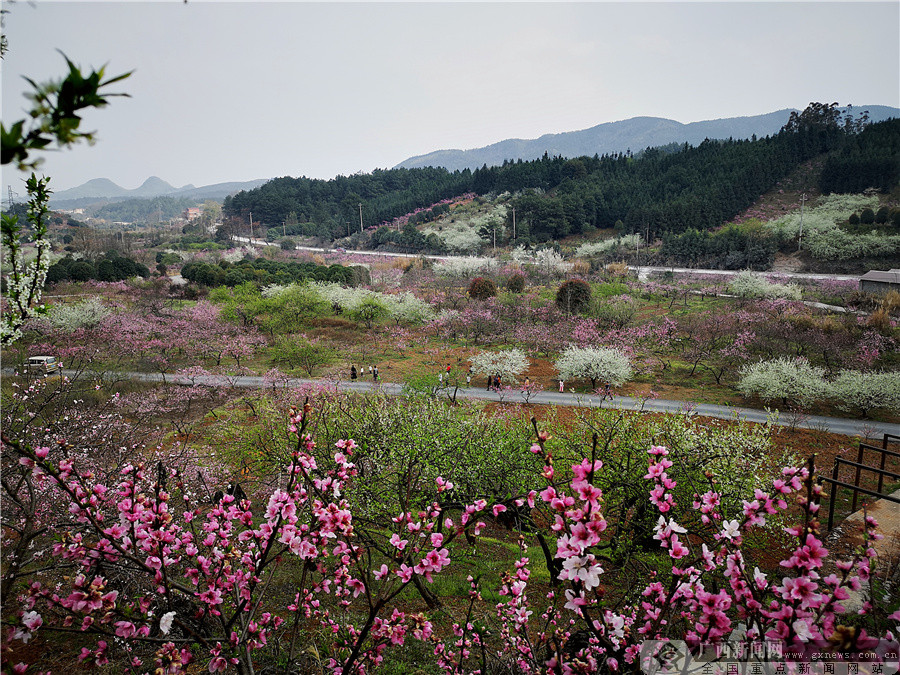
860,269,900,284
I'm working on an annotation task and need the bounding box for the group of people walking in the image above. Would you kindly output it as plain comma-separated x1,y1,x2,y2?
347,363,614,401
349,364,378,382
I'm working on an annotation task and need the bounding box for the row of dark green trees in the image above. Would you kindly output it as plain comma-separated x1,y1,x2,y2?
223,106,899,245
181,258,369,288
47,252,150,283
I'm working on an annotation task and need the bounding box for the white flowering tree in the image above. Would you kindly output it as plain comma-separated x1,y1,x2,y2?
433,256,498,279
384,292,435,325
1,175,52,346
727,271,801,301
829,370,900,418
737,357,828,408
511,246,573,277
423,223,483,253
575,234,641,258
470,348,529,384
47,297,111,332
554,345,632,389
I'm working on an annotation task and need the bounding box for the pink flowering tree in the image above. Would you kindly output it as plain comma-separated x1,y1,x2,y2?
0,403,491,674
432,428,898,674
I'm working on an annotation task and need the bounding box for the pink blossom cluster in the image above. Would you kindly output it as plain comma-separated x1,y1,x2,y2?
377,193,477,231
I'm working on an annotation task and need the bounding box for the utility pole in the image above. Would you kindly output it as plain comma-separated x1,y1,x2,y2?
797,193,808,252
7,185,15,207
493,223,496,255
249,211,254,241
512,207,516,241
282,221,286,237
358,203,363,234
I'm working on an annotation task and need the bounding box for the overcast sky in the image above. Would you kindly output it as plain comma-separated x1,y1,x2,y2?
2,1,898,193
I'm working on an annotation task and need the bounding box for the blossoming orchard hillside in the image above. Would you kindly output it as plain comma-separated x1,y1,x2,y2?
3,103,900,674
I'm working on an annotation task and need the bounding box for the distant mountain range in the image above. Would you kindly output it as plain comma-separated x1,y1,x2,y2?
395,105,900,172
48,176,270,208
41,105,900,208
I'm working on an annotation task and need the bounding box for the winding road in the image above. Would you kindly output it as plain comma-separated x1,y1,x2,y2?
104,370,898,439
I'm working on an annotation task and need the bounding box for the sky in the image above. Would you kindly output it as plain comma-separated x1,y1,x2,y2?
2,1,898,193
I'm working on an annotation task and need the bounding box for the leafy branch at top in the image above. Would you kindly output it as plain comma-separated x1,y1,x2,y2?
1,52,132,170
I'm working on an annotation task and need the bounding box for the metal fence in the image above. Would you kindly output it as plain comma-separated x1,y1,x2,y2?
817,434,900,532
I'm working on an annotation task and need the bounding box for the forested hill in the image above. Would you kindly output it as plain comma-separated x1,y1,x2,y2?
224,110,899,244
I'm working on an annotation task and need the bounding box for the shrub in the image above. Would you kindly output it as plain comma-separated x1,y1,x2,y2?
860,207,876,224
848,212,860,225
468,276,497,300
875,206,889,224
555,279,592,313
505,273,526,293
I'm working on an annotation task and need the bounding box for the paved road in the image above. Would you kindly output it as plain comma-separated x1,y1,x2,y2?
232,237,863,283
630,265,860,282
102,370,898,439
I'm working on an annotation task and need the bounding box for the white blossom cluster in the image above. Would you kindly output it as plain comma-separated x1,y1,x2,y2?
269,282,433,326
767,193,879,239
221,246,258,263
554,345,632,387
1,230,50,346
738,358,900,414
737,357,829,407
806,229,900,262
260,284,289,298
433,257,499,279
48,297,111,332
382,292,435,324
423,222,483,253
469,348,529,382
510,246,573,276
727,271,801,301
575,234,642,258
764,194,899,261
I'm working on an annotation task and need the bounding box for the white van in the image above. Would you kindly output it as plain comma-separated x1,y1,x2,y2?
24,355,62,376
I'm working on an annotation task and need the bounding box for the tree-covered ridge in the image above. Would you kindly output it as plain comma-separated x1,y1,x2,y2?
96,195,197,223
224,111,898,245
224,167,473,240
819,118,900,194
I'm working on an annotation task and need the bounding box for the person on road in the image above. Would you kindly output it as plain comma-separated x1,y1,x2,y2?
373,365,379,382
559,379,564,393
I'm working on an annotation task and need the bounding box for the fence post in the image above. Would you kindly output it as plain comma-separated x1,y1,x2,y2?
828,459,840,532
851,444,865,513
